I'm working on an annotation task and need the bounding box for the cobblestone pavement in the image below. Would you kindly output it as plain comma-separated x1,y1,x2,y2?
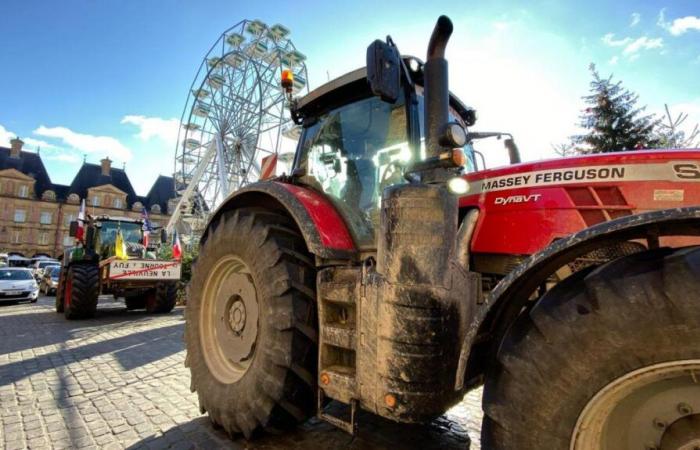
0,296,483,449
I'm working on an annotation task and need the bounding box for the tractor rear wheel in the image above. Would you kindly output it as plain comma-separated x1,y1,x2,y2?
185,208,317,438
482,247,700,450
146,283,177,314
63,264,100,320
125,292,147,310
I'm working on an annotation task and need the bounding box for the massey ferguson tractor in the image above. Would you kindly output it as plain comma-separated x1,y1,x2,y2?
56,215,181,319
184,16,700,449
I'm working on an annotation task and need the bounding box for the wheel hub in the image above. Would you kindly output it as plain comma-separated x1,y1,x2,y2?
571,360,700,450
660,414,700,450
227,296,247,336
200,255,259,384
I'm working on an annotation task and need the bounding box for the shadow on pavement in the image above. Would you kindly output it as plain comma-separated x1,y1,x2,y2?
0,297,183,356
0,322,183,386
125,407,471,450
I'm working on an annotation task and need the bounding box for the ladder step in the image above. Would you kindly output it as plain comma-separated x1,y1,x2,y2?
319,365,356,404
320,323,356,349
318,390,357,435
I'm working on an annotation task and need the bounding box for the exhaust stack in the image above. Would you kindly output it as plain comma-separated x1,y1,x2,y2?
424,15,454,158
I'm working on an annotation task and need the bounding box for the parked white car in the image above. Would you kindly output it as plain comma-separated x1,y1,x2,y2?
0,268,40,303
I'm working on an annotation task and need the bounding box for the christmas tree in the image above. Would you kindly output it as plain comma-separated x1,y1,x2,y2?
573,64,659,153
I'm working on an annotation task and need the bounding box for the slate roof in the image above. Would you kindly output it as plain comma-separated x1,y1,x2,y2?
0,146,53,196
0,146,177,210
67,162,138,206
145,175,176,213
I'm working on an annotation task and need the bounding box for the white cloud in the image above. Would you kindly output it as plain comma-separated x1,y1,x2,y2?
601,33,631,47
609,55,619,65
121,115,180,147
43,152,81,164
34,125,132,161
0,124,16,147
669,16,700,36
23,137,59,150
622,36,663,56
630,12,641,27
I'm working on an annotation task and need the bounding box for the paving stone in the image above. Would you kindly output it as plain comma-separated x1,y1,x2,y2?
0,297,483,449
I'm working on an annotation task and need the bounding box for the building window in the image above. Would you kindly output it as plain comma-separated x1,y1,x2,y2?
18,185,29,198
42,190,56,201
63,235,73,247
40,211,52,225
151,204,161,214
92,196,101,207
12,230,22,244
67,193,80,204
14,209,26,223
65,213,76,226
39,232,49,245
113,198,122,209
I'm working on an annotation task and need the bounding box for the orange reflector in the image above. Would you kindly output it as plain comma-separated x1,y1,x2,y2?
384,394,397,408
320,372,330,385
451,149,466,167
281,69,294,90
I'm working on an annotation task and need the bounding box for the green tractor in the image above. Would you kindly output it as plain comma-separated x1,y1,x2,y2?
56,215,181,319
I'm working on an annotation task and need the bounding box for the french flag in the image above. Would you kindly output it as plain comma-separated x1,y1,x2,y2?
172,230,182,260
76,199,86,241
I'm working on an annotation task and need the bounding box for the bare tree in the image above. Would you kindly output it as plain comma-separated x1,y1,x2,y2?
656,104,700,148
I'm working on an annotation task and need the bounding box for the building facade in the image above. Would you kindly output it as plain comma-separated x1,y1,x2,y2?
0,138,178,258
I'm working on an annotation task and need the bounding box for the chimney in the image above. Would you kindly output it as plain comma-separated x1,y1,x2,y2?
9,137,23,159
100,157,112,176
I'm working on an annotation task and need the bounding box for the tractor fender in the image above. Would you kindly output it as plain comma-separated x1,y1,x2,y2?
455,206,700,390
201,181,356,260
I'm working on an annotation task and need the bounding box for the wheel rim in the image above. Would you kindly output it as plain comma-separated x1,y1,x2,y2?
571,360,700,450
200,255,259,384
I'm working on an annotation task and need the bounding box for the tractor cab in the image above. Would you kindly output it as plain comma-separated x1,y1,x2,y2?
290,63,478,247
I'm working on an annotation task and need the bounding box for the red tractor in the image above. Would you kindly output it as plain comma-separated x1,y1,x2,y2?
184,16,700,449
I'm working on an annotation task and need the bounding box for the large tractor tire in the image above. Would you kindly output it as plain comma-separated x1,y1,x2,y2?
125,293,147,310
62,264,100,320
482,247,700,450
146,283,177,314
185,208,317,438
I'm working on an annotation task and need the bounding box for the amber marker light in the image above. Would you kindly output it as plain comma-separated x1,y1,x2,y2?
451,148,466,167
281,69,294,92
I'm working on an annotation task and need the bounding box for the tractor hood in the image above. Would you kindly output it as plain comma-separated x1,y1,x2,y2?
459,149,700,256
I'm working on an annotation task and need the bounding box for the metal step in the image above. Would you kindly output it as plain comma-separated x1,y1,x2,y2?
320,322,356,350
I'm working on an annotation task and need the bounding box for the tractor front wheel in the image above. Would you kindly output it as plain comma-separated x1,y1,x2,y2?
482,247,700,450
185,208,317,438
62,264,100,320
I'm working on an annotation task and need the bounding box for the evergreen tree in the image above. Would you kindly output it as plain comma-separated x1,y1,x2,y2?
573,64,659,153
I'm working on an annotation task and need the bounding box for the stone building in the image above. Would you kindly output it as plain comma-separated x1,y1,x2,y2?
0,138,177,258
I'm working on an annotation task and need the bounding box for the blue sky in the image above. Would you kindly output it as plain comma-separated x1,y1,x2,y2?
1,0,699,194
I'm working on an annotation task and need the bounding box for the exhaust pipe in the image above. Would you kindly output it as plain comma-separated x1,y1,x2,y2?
424,15,454,158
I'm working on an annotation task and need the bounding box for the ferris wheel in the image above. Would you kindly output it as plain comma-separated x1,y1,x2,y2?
169,19,308,235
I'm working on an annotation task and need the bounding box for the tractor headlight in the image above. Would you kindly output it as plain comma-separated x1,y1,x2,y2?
447,177,470,195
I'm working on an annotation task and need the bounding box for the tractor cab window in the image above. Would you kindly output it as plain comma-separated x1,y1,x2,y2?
297,92,411,247
95,221,142,258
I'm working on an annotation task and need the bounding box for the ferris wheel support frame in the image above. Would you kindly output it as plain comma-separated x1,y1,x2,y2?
166,140,217,234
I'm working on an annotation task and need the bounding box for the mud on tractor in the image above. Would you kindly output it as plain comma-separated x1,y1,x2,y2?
184,16,700,449
56,215,181,319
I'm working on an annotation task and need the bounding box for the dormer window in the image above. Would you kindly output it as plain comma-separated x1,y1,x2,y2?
18,185,28,198
113,198,123,209
150,204,161,214
67,193,80,204
92,196,101,207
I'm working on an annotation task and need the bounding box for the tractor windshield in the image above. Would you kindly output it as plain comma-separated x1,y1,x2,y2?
296,92,411,247
96,221,142,258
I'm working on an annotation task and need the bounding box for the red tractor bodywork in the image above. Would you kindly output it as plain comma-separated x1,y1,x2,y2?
462,150,700,256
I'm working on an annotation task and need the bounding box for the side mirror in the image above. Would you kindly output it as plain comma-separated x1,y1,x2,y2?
160,229,168,244
366,39,401,102
68,221,78,237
